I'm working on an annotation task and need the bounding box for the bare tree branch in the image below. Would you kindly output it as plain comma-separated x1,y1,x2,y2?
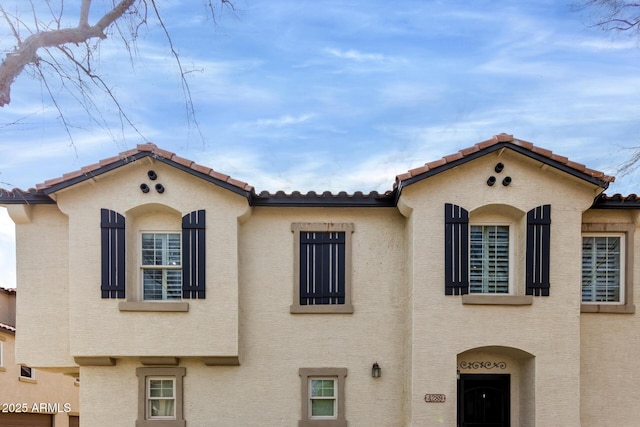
0,0,136,106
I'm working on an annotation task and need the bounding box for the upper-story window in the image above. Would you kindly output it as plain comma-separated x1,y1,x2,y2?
445,203,551,299
291,223,354,314
141,233,182,301
100,208,206,304
582,234,624,304
470,225,510,294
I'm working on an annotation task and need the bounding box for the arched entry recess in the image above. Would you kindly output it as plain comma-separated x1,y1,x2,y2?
457,346,535,427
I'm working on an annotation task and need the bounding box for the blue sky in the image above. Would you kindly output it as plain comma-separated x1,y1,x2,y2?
1,0,640,288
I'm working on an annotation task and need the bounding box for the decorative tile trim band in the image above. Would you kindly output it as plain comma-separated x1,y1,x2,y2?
459,361,507,370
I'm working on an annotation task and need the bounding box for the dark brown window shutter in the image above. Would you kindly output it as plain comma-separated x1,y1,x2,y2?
444,203,469,295
182,210,206,299
101,209,125,299
526,205,551,296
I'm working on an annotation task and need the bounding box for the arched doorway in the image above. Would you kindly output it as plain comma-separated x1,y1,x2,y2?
457,346,535,427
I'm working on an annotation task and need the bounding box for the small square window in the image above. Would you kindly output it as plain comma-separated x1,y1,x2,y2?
299,368,347,427
582,234,624,304
141,233,182,301
20,365,34,379
291,223,354,314
136,367,185,427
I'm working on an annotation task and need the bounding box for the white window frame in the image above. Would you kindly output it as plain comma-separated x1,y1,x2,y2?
136,367,185,427
309,378,338,420
582,233,625,305
140,231,182,301
19,365,34,379
299,368,347,427
146,376,176,420
469,223,513,295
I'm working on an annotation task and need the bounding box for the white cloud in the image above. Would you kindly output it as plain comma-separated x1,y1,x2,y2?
253,114,314,128
324,48,387,62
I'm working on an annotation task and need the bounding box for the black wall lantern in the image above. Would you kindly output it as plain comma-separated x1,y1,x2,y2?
372,362,381,378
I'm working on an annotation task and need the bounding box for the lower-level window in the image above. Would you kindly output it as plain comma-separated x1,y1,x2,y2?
141,233,182,301
470,225,510,294
582,234,624,303
299,367,347,427
136,367,185,427
310,379,337,418
147,377,176,419
20,365,34,379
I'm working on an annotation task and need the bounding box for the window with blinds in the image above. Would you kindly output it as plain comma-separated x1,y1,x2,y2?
470,225,510,294
582,234,623,303
141,233,182,300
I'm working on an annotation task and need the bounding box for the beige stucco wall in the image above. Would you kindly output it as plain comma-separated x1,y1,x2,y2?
10,147,640,426
399,150,600,426
580,209,640,426
78,205,408,426
0,330,79,426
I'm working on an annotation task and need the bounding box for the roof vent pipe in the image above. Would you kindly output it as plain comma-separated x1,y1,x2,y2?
148,170,158,180
487,176,496,186
155,183,165,193
502,176,512,186
140,183,150,193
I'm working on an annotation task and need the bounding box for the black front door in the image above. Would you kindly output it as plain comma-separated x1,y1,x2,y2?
458,374,510,427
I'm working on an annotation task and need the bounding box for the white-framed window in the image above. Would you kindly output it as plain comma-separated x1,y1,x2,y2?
141,232,182,301
299,368,347,427
309,378,338,419
582,233,624,304
20,365,34,379
469,224,511,294
147,377,176,420
136,367,185,427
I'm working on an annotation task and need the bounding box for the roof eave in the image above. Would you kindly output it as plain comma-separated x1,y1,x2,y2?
41,152,254,200
396,142,611,190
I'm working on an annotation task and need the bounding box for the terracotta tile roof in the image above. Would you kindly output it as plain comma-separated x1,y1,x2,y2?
0,286,16,295
32,143,254,194
395,133,615,189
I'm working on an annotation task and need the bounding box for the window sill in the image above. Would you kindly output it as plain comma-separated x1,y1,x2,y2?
298,420,348,427
18,377,36,384
462,295,533,305
581,303,635,314
290,304,354,314
119,302,189,312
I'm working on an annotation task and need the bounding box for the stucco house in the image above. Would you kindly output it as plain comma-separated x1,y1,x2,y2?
0,287,79,427
0,133,638,426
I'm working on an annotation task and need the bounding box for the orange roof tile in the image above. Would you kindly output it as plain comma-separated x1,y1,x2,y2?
33,143,254,194
395,133,615,188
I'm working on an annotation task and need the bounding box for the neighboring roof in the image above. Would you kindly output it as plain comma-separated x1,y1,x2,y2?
394,133,614,193
0,134,622,208
591,193,640,209
0,286,16,295
0,321,16,334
